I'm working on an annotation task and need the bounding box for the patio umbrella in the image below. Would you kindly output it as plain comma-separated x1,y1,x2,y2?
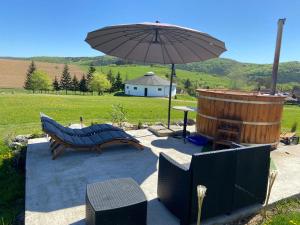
85,22,226,128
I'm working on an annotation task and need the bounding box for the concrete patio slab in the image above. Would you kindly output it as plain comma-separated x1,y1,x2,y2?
25,129,300,225
268,144,300,204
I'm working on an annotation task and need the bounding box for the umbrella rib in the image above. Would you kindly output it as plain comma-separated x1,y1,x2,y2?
167,30,226,51
163,34,186,64
123,31,153,60
164,33,205,61
162,28,224,43
167,31,223,56
159,34,173,64
162,43,173,65
142,35,154,63
91,30,150,49
107,31,152,55
86,28,150,41
157,33,166,64
187,38,223,56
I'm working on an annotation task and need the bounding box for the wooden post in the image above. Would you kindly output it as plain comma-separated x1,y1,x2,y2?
271,18,286,95
80,116,83,128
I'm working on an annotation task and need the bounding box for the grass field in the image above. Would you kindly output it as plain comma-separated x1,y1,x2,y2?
0,93,198,139
0,93,299,139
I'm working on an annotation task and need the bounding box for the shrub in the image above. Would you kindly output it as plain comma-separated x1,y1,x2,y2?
291,122,298,132
137,121,143,129
110,104,127,127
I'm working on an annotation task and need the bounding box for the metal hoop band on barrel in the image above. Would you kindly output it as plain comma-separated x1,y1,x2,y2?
198,95,285,105
198,113,281,126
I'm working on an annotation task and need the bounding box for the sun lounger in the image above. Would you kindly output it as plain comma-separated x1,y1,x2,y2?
40,113,122,136
40,113,143,160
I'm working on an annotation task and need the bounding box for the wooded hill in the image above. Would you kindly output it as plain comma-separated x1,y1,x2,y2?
0,56,299,90
22,56,300,84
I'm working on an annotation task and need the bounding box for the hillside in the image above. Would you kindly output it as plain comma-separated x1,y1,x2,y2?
25,56,300,84
0,58,231,89
0,59,84,88
94,65,232,89
0,56,299,89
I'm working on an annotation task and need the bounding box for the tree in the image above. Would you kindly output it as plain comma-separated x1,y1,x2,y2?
60,64,72,94
52,76,60,92
106,69,115,84
71,75,79,94
184,78,192,89
79,75,88,94
90,73,111,95
112,72,123,92
24,61,36,90
86,64,96,90
30,71,51,93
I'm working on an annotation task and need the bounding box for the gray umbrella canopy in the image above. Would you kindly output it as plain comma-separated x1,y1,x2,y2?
85,22,226,129
85,22,226,64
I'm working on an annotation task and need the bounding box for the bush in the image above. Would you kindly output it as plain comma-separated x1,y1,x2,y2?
113,91,126,96
110,104,127,127
137,121,143,129
291,122,298,132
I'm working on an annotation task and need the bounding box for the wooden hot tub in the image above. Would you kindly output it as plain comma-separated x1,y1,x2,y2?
196,89,286,146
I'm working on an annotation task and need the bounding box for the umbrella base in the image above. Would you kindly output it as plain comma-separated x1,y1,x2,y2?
148,125,182,137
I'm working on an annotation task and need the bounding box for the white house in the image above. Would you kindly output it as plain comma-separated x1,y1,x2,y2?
124,72,176,97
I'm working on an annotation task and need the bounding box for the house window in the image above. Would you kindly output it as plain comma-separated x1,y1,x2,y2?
158,88,162,91
134,87,137,90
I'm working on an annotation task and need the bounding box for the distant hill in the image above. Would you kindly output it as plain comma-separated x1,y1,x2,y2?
0,56,299,89
20,56,300,84
176,58,300,83
176,58,243,76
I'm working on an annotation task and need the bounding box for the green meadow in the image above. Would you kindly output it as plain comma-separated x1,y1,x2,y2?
0,93,299,140
0,93,198,139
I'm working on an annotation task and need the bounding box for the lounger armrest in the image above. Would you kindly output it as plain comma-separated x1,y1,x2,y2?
157,153,192,225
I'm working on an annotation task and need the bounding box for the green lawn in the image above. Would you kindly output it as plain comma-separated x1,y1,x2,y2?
281,104,300,134
0,93,198,139
261,197,300,225
0,92,299,140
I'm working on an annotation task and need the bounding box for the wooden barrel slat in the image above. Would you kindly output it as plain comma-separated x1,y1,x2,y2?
196,89,285,146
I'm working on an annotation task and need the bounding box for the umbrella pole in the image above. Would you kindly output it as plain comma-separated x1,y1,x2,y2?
167,64,175,129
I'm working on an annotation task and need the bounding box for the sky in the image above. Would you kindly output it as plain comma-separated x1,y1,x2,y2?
0,0,299,63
